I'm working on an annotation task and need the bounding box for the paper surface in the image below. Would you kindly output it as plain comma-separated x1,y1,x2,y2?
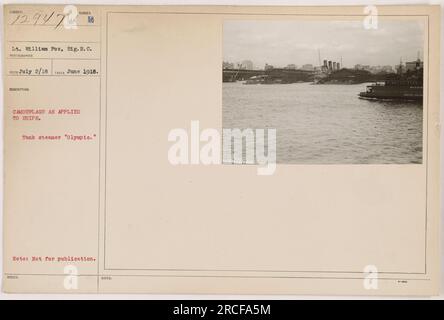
2,4,441,295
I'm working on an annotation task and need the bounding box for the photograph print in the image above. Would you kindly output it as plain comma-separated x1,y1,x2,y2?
222,19,425,164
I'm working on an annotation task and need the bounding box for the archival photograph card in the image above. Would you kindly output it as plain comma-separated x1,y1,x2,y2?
2,4,441,295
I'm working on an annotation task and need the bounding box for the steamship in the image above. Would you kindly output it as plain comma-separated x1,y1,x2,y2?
358,80,423,101
358,58,423,102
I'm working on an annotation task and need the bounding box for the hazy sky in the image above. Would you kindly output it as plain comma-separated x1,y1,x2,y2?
223,20,424,69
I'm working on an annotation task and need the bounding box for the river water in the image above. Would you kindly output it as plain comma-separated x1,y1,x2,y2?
222,81,423,164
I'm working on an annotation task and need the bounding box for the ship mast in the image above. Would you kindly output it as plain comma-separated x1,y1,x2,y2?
397,57,403,78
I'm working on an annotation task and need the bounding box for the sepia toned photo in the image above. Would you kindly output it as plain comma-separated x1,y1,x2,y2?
2,4,440,297
223,20,425,164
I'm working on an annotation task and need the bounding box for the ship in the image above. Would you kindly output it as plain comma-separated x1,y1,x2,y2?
358,58,423,101
358,79,423,101
244,75,267,84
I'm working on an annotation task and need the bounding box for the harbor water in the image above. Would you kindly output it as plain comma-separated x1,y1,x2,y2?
222,82,423,164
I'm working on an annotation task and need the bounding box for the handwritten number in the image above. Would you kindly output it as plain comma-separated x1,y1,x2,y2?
33,13,42,25
10,11,68,28
20,15,28,24
55,14,66,29
10,15,20,25
42,12,54,25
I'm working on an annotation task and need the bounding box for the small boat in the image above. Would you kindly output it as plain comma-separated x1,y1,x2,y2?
244,75,267,84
